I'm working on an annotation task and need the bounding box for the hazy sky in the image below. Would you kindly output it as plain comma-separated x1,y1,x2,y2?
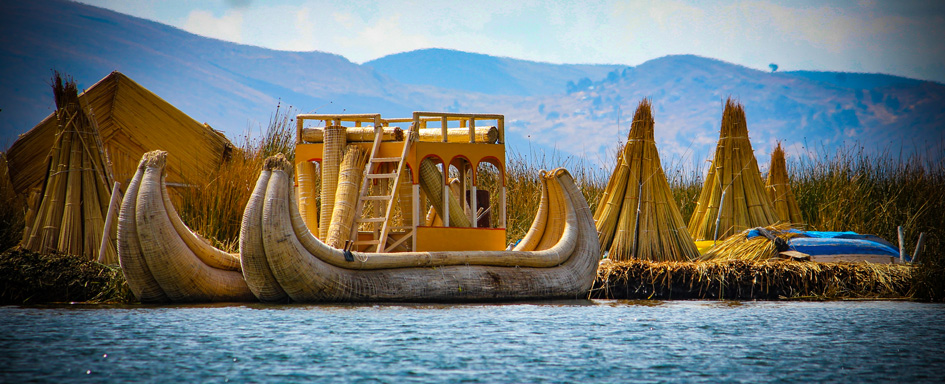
77,0,945,83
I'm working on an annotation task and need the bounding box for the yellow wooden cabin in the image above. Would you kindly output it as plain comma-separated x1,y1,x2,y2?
295,112,508,253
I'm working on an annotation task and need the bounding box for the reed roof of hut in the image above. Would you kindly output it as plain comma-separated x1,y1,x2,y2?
5,71,233,196
687,98,779,241
594,99,699,262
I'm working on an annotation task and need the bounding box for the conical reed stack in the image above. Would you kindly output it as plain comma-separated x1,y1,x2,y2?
687,98,779,241
593,98,699,261
765,142,804,226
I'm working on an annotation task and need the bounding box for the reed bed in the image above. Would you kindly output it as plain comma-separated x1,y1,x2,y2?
175,103,296,252
0,153,25,252
591,259,913,300
0,248,134,304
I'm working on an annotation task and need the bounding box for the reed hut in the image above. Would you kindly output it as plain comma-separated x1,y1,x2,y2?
687,99,779,241
5,71,233,198
594,99,699,261
19,74,116,262
765,143,804,226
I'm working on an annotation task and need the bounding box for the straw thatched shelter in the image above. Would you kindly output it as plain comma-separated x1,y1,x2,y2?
5,71,233,197
765,142,804,226
687,99,779,241
594,99,699,261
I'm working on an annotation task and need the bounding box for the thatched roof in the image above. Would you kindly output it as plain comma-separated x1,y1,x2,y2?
6,71,233,195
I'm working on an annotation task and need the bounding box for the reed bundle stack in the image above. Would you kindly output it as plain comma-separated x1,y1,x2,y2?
417,127,498,144
594,99,699,261
318,126,346,238
699,223,804,261
688,99,779,241
326,145,368,248
419,159,471,227
295,161,319,234
21,74,117,262
302,127,403,143
765,143,804,226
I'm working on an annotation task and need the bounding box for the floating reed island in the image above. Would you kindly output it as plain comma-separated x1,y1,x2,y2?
2,72,943,303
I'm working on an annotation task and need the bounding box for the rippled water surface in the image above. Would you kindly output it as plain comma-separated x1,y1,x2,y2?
1,300,943,383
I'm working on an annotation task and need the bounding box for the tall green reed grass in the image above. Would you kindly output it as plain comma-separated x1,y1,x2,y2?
175,103,296,252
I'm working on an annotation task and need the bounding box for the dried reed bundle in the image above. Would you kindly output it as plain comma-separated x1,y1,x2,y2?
418,127,498,144
302,127,403,143
318,126,346,238
766,143,804,226
594,99,698,261
22,73,116,261
295,161,319,235
700,223,803,261
326,145,367,248
688,98,779,241
395,167,413,228
419,159,471,227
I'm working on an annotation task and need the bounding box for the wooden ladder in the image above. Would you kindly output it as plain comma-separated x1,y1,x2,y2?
351,124,415,252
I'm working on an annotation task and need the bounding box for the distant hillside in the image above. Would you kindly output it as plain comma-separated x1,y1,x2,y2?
0,0,418,145
783,71,929,90
461,55,945,165
1,0,941,170
365,48,624,96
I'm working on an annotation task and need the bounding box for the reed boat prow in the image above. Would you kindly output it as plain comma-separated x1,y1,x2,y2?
117,151,255,303
239,155,599,302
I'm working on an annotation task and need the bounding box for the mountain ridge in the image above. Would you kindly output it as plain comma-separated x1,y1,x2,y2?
1,0,941,168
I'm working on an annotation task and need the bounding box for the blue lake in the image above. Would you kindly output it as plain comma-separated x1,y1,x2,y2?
1,300,943,383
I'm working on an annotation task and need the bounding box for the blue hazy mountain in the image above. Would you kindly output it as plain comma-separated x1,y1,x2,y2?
1,0,942,169
364,48,623,96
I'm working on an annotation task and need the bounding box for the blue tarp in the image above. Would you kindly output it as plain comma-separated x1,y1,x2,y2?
745,228,904,261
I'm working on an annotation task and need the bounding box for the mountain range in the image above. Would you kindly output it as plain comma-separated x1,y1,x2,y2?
2,0,942,170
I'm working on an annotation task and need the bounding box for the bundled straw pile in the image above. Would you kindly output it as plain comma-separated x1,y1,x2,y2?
699,223,804,261
765,143,804,226
326,145,367,248
296,161,319,235
688,98,779,241
318,126,346,238
419,159,471,227
594,99,698,261
21,74,117,262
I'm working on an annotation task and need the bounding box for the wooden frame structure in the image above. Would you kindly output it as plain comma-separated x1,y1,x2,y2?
295,112,507,253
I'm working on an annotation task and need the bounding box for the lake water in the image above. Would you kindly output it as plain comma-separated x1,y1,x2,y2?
1,300,943,383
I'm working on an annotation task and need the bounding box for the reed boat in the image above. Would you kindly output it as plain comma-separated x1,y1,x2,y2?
117,151,255,302
116,112,600,303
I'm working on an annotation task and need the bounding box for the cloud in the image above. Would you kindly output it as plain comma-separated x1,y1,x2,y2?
182,9,245,44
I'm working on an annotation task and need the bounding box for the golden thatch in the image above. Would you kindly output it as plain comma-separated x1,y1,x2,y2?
688,98,779,241
594,99,699,261
765,142,804,226
6,71,233,197
20,74,116,262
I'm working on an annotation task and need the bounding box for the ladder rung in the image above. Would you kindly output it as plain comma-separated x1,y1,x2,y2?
371,157,402,163
353,240,380,245
362,195,393,201
357,217,387,223
367,173,397,179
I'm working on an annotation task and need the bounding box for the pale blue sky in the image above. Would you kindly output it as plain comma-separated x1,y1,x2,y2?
78,0,945,83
